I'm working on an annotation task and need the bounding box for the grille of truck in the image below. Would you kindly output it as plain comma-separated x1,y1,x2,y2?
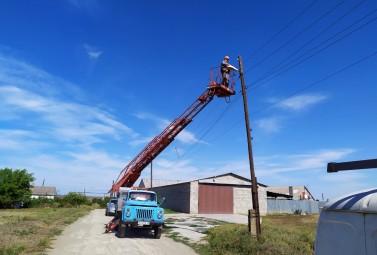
136,209,153,219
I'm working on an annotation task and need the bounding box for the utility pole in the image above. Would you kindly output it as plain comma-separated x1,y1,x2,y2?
150,161,153,189
238,55,261,237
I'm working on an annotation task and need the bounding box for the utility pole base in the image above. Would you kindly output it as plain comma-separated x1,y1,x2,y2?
248,209,258,237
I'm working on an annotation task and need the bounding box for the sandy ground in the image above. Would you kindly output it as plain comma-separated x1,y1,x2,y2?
47,209,197,255
164,213,248,243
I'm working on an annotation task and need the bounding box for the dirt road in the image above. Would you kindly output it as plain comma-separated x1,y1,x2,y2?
47,209,196,255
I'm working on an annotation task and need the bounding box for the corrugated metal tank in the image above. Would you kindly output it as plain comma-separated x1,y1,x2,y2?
315,188,377,255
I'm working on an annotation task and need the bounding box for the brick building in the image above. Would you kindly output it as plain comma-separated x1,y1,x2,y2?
139,173,267,216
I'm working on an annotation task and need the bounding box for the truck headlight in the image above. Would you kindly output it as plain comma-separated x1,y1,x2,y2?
126,211,131,217
157,213,162,219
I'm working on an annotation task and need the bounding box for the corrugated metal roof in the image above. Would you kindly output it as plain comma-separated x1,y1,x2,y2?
31,186,57,196
323,188,377,213
139,173,267,188
139,178,185,188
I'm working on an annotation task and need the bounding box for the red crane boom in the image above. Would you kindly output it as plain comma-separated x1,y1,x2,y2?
109,69,236,193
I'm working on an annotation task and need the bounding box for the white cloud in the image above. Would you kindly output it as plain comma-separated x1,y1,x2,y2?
0,85,135,145
5,152,121,194
256,94,328,134
256,148,355,175
256,116,282,133
144,158,199,181
277,94,327,111
84,44,103,59
134,111,201,145
0,52,141,193
0,54,85,100
176,130,200,144
128,137,154,147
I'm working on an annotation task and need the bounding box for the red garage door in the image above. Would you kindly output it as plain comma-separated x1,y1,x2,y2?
198,184,233,214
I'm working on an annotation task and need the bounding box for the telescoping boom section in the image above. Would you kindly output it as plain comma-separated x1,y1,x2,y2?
109,73,236,194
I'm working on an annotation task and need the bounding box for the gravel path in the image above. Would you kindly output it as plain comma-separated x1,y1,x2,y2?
47,209,197,255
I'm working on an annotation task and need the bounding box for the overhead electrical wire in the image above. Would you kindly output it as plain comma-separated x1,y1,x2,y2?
180,46,377,162
248,9,377,90
256,0,368,85
244,0,346,73
244,0,319,63
187,8,377,155
163,2,377,167
208,50,377,146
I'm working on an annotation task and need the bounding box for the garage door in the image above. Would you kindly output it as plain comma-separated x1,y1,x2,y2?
198,184,233,214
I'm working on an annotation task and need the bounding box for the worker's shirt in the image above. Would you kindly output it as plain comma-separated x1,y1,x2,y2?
221,60,230,74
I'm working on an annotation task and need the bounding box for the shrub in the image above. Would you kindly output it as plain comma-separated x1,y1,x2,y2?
92,197,109,208
61,193,88,207
29,197,59,208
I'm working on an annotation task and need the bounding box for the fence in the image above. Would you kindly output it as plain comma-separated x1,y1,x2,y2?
267,199,326,214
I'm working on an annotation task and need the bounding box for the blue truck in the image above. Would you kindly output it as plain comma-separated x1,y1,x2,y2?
117,189,165,239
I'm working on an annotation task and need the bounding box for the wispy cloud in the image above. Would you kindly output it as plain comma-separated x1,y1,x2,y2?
84,44,103,59
204,148,365,200
134,111,201,145
0,85,135,145
277,94,328,111
257,93,328,134
142,158,199,181
0,54,85,100
256,148,355,175
0,52,141,195
6,152,122,194
256,116,282,133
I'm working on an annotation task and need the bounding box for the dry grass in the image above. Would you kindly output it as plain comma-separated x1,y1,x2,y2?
194,214,318,255
0,207,93,255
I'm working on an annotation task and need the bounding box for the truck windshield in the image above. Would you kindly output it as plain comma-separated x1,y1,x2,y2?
129,192,156,202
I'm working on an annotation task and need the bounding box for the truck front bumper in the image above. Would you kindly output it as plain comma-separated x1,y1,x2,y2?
121,219,163,228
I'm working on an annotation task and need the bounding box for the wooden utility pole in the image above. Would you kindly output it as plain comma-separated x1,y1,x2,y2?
238,55,261,237
150,161,153,189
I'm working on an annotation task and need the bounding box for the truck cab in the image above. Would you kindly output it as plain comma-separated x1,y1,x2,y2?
117,190,164,239
315,188,377,255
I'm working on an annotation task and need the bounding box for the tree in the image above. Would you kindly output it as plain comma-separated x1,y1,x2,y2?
62,192,88,207
0,168,35,209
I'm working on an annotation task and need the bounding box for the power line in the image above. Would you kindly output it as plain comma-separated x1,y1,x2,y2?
257,0,368,84
245,0,346,73
252,50,377,114
248,9,377,90
187,50,377,154
244,0,319,63
157,3,377,170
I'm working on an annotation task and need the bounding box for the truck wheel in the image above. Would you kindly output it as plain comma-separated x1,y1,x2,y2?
153,226,162,239
117,221,126,238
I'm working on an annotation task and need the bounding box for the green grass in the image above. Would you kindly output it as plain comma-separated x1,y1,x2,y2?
164,214,318,255
163,208,177,214
194,214,317,255
0,206,93,255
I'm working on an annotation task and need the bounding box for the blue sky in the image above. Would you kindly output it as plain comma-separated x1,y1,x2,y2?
0,0,376,200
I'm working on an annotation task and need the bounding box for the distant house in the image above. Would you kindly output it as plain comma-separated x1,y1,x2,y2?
266,185,315,200
31,186,57,199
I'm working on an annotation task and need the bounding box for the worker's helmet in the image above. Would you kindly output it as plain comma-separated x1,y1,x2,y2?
224,56,230,60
